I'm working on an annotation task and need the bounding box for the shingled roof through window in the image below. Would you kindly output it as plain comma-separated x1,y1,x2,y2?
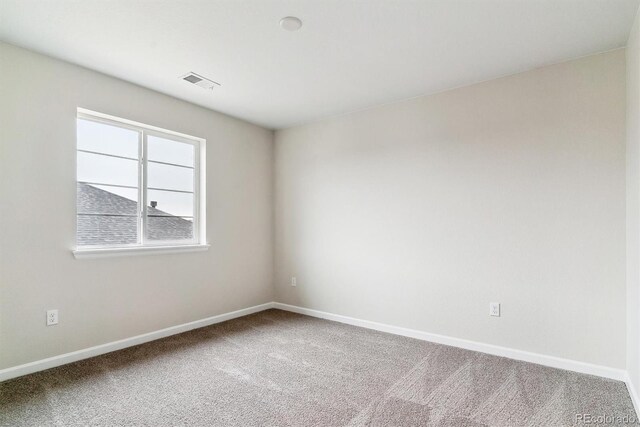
76,183,193,246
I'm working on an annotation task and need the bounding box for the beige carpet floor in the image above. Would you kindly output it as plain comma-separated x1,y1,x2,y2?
0,309,637,426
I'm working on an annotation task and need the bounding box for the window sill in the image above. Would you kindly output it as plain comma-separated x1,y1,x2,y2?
72,244,210,259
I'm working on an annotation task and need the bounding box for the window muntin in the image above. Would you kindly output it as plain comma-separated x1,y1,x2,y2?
76,110,204,249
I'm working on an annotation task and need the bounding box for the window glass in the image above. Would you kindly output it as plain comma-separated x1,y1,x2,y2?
76,111,203,249
146,189,193,218
147,162,194,192
147,217,193,241
77,215,138,246
147,135,194,167
77,151,139,187
77,118,138,159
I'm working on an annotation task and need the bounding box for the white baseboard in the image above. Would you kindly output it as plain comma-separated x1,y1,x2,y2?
0,302,274,383
0,301,629,389
273,302,627,382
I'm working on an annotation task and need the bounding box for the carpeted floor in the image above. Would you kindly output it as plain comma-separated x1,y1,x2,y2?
0,309,637,426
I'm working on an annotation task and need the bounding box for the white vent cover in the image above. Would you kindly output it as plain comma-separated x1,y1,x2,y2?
181,72,221,90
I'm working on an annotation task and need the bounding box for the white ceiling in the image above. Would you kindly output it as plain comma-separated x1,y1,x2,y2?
1,0,639,129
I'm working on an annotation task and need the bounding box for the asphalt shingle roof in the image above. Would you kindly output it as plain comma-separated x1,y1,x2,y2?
77,183,193,246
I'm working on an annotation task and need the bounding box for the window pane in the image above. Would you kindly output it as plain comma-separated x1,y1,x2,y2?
77,118,139,159
77,215,138,247
147,189,193,218
75,112,202,248
147,135,194,167
146,216,193,241
77,151,138,187
77,183,138,215
92,185,138,208
147,162,193,192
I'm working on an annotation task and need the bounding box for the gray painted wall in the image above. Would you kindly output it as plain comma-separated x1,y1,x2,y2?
0,43,630,373
0,42,274,369
274,50,627,369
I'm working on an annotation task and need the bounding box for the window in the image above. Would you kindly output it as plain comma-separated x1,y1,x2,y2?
75,109,206,255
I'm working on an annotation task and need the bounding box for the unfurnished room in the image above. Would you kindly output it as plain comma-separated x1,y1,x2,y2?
1,0,640,426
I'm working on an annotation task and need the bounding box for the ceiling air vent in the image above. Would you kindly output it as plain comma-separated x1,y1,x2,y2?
181,72,221,90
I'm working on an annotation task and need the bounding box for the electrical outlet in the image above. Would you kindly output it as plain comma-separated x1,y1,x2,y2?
489,302,500,317
47,309,59,326
291,276,297,287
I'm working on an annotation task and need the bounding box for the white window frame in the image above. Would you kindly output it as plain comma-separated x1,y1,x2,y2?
73,108,208,258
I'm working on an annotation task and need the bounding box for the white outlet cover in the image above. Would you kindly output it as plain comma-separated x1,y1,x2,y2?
47,309,59,326
291,277,297,287
489,303,500,317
